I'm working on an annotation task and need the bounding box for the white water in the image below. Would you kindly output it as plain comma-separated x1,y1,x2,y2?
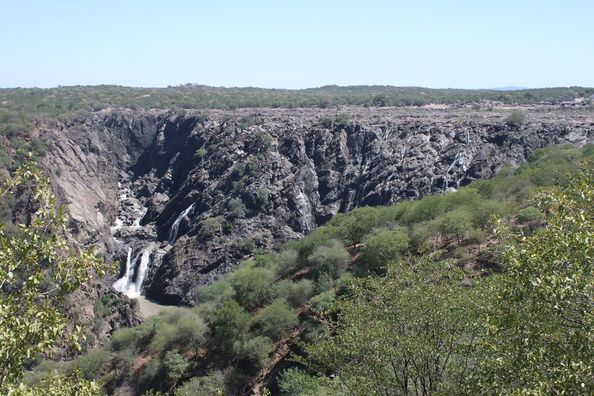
168,203,194,245
113,247,133,294
113,245,154,298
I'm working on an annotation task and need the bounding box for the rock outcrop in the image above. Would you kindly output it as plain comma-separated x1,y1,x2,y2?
38,106,594,305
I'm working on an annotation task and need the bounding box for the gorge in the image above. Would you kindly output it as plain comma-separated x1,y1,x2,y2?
35,105,594,307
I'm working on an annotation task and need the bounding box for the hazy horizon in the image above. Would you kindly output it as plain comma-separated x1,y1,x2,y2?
2,1,593,89
1,83,591,91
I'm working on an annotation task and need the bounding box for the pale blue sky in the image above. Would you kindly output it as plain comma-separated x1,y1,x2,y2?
1,0,593,89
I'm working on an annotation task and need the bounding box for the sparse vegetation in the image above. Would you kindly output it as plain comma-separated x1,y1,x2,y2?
21,144,594,395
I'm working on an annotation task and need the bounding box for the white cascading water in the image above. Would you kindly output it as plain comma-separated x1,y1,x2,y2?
168,203,194,245
113,247,133,294
113,245,154,298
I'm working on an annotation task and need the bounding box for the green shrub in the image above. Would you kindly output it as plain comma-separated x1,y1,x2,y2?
331,207,382,244
163,350,189,385
255,299,299,340
137,357,164,393
334,113,350,126
109,327,138,352
313,272,335,294
400,195,444,226
199,216,223,238
309,290,336,312
276,249,300,277
174,371,225,396
504,110,526,128
517,206,544,224
232,336,273,372
360,228,409,274
467,228,486,245
307,239,350,279
279,368,333,396
436,210,472,245
68,349,110,380
409,222,433,252
210,300,251,356
274,279,314,307
252,253,278,271
292,225,342,262
227,198,246,219
229,265,275,309
471,200,504,230
195,279,235,306
175,312,207,353
148,321,177,353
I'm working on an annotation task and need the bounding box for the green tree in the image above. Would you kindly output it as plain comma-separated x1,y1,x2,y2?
210,300,251,357
299,258,482,395
516,205,544,232
0,160,104,393
232,336,273,372
307,239,350,279
473,167,594,394
255,299,299,341
331,206,382,245
359,228,409,274
436,209,472,245
163,350,189,387
228,265,275,309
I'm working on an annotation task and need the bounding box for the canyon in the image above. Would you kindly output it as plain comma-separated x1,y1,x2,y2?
37,105,594,308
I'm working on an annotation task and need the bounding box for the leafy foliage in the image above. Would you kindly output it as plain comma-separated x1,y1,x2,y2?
299,258,482,395
473,167,594,394
255,299,299,341
0,160,104,393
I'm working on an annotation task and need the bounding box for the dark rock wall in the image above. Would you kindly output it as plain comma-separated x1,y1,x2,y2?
40,107,594,305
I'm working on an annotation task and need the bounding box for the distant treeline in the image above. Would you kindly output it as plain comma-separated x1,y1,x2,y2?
0,84,592,167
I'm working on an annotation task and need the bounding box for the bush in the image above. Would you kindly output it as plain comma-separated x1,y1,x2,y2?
163,350,189,385
307,239,350,279
195,279,235,306
232,336,273,372
68,349,110,381
276,249,300,277
175,371,225,396
471,200,504,230
109,327,138,352
409,222,434,252
210,300,251,356
255,299,299,340
331,207,382,244
516,206,544,224
229,265,275,309
148,320,177,353
137,357,164,393
400,195,443,226
436,210,472,245
309,290,336,312
227,198,246,219
274,279,314,307
360,228,409,274
175,312,207,354
279,368,332,396
504,110,525,128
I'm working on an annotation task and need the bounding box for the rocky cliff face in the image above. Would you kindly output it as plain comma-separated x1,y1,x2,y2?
38,106,594,305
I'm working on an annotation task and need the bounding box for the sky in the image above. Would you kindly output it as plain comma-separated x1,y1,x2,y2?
1,0,593,89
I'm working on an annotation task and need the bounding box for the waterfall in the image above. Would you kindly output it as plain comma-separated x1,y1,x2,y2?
113,245,154,298
128,246,153,298
113,248,133,293
168,203,194,245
